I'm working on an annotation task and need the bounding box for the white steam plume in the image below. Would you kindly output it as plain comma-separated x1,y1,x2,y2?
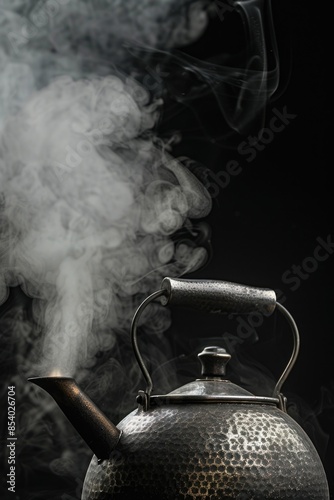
0,73,211,376
0,1,280,497
0,0,209,127
0,2,212,491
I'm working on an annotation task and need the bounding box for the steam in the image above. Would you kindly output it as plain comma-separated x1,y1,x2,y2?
0,0,283,498
0,73,212,376
0,2,214,494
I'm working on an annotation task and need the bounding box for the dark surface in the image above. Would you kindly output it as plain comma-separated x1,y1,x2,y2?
161,277,277,314
1,1,333,499
160,0,334,496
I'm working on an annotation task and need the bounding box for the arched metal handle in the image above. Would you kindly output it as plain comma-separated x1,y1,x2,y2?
131,278,300,411
273,302,300,410
131,289,167,399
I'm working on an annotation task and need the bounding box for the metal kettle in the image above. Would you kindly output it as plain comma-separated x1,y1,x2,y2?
29,278,330,499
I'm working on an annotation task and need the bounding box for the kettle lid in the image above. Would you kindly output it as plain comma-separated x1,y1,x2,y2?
133,281,301,412
145,346,280,408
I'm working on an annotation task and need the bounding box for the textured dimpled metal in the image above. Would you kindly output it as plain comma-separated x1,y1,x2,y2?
82,403,329,499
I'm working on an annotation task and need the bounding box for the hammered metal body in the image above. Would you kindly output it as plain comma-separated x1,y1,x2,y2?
82,402,329,500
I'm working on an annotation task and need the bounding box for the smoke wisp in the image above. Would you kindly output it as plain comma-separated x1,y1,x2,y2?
0,1,281,498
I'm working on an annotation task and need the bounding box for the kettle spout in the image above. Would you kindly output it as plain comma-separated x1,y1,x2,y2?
28,376,121,460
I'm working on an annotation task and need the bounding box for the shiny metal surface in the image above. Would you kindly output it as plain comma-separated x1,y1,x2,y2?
198,346,231,378
82,402,329,499
131,283,300,413
81,348,329,499
28,280,330,499
81,297,328,499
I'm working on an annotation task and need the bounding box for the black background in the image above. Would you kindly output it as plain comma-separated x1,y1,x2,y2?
1,0,333,498
163,0,334,496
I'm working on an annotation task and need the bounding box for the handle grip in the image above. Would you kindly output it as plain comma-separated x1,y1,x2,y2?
132,278,298,412
160,278,276,315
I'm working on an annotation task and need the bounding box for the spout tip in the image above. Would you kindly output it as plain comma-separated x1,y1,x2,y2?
28,376,121,460
28,376,74,382
28,376,76,394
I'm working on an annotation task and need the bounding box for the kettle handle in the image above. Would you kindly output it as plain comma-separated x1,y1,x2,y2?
131,289,167,399
131,279,300,411
160,277,277,315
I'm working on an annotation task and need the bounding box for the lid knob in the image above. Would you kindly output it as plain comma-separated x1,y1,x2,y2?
198,346,231,379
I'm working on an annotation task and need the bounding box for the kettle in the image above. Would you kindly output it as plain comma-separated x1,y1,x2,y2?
29,278,330,499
